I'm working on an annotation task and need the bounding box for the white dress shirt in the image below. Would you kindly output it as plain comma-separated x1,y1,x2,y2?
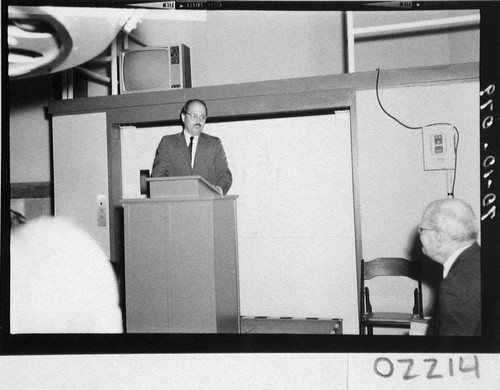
184,132,199,169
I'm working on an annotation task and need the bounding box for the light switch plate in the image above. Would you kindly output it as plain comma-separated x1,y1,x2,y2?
97,194,107,227
422,124,456,171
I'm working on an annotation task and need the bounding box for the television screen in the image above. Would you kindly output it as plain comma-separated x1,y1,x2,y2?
119,45,191,94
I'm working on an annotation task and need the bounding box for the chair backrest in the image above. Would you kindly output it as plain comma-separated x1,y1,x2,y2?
360,257,424,332
363,257,420,281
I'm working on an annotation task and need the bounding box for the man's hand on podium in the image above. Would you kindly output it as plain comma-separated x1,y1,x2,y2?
215,186,223,195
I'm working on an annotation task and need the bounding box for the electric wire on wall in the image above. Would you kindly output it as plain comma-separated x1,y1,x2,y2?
375,68,460,198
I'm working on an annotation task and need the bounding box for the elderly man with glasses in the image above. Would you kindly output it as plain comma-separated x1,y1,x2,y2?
418,198,481,336
152,99,232,195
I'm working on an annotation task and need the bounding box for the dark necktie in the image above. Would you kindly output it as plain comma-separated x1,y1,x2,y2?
188,136,194,163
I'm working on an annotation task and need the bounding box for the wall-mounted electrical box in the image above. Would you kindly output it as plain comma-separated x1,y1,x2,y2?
421,124,456,171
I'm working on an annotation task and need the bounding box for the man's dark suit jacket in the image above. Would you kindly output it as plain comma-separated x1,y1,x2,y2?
429,242,481,336
151,132,232,195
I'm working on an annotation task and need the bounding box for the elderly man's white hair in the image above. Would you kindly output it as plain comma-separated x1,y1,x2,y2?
422,198,478,243
10,216,123,333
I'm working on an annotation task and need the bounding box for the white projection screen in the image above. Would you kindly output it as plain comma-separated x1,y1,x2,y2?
121,110,359,334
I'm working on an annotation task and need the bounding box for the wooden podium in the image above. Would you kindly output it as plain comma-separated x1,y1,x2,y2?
122,176,240,333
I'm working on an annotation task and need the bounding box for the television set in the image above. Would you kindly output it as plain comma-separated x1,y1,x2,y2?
119,44,191,94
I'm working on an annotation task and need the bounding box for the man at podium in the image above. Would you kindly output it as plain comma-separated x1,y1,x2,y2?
151,99,233,195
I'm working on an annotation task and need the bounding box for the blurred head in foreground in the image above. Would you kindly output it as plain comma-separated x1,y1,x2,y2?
10,216,123,333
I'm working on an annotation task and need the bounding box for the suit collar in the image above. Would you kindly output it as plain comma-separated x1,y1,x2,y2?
445,242,480,278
